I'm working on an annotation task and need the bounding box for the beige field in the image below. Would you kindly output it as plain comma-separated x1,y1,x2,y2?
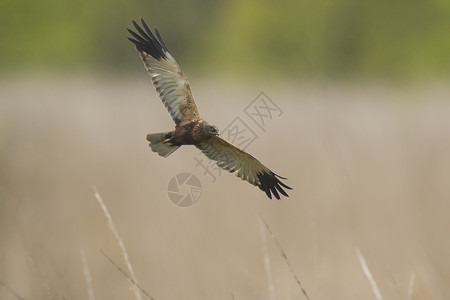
1,77,449,299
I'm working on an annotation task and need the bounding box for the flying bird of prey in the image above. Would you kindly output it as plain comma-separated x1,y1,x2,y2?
127,18,291,199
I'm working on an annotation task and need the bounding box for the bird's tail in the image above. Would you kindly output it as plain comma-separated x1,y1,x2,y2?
146,132,180,157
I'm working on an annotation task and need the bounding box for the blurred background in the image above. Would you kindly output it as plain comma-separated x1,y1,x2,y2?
1,0,450,299
1,0,450,80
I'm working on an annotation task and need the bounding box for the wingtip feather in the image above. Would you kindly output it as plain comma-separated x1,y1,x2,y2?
127,18,168,61
257,170,291,200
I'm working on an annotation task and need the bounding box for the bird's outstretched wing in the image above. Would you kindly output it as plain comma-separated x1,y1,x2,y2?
128,18,201,126
196,136,292,200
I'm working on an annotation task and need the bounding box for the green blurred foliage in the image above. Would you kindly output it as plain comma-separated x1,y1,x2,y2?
1,0,449,80
0,0,221,72
204,0,450,80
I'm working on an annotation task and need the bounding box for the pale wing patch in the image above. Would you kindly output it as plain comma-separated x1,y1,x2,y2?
128,19,201,126
196,136,291,200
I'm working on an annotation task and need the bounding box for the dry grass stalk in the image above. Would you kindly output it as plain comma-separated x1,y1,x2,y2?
80,248,96,300
386,264,403,299
93,186,143,300
259,214,310,300
259,217,277,300
101,250,154,300
356,248,383,300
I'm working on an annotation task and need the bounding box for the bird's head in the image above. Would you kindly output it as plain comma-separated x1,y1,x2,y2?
208,125,220,136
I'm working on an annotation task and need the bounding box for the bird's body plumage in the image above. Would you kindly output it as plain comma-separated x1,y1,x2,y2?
166,120,217,146
128,19,291,199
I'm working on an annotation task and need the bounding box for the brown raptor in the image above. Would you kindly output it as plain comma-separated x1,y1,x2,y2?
128,19,292,199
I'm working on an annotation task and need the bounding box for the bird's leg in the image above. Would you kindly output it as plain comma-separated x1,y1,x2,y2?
163,132,174,145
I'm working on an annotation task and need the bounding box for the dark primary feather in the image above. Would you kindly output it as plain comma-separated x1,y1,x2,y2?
155,29,169,52
128,18,201,126
127,18,168,61
256,171,292,200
